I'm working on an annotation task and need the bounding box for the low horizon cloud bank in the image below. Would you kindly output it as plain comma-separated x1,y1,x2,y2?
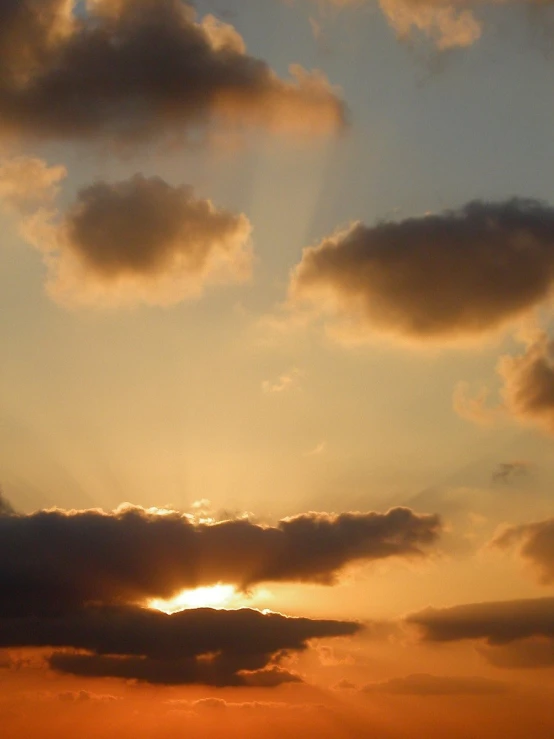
0,604,360,686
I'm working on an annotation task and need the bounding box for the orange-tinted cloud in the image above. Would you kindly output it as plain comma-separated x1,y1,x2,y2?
289,199,554,344
0,604,360,686
478,637,554,669
0,502,441,614
0,156,66,210
492,517,554,585
408,596,554,644
455,334,554,433
497,334,554,432
23,173,253,307
0,0,346,146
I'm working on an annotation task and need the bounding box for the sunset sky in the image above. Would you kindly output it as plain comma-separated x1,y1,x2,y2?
1,1,554,737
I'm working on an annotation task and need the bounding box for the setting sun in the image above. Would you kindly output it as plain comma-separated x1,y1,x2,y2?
147,584,239,614
1,1,553,738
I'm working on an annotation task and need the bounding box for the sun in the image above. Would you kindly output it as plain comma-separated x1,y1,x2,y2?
147,584,239,614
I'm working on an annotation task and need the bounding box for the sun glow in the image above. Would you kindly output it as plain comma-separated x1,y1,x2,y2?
147,584,240,614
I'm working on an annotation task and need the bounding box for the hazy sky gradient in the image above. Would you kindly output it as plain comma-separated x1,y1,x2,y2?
1,1,554,736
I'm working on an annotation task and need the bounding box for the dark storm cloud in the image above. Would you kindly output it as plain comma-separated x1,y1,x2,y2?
289,199,554,343
0,604,359,686
44,174,253,306
361,673,510,696
492,517,554,585
407,597,554,644
0,503,441,616
0,0,346,145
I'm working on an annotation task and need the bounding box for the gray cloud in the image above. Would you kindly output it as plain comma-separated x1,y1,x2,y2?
361,673,510,696
479,637,554,669
0,604,359,686
289,199,554,343
407,597,554,644
498,335,554,433
0,502,441,616
492,518,554,585
456,334,554,434
492,462,531,485
306,0,547,51
0,0,346,146
35,174,253,306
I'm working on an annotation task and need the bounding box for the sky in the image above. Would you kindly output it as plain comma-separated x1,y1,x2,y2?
1,0,554,737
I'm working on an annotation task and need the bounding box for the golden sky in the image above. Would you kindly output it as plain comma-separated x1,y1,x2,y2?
1,1,554,737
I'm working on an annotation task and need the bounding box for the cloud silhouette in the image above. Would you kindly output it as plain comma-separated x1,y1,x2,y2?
408,597,554,644
478,637,554,669
0,502,441,616
30,174,254,307
0,604,359,686
456,334,554,434
289,199,554,344
0,0,346,146
492,518,554,585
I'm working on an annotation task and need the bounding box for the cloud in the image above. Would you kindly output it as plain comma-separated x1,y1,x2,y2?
0,604,360,686
57,690,119,703
456,334,554,434
262,368,303,394
492,518,554,585
334,678,357,690
303,0,519,50
377,0,482,50
497,334,554,433
478,637,554,669
174,697,327,712
361,673,509,696
304,441,326,456
241,665,302,687
0,0,346,147
18,173,253,307
289,199,554,344
452,382,501,426
0,491,14,516
0,156,66,210
0,502,441,615
491,462,531,485
407,597,554,644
